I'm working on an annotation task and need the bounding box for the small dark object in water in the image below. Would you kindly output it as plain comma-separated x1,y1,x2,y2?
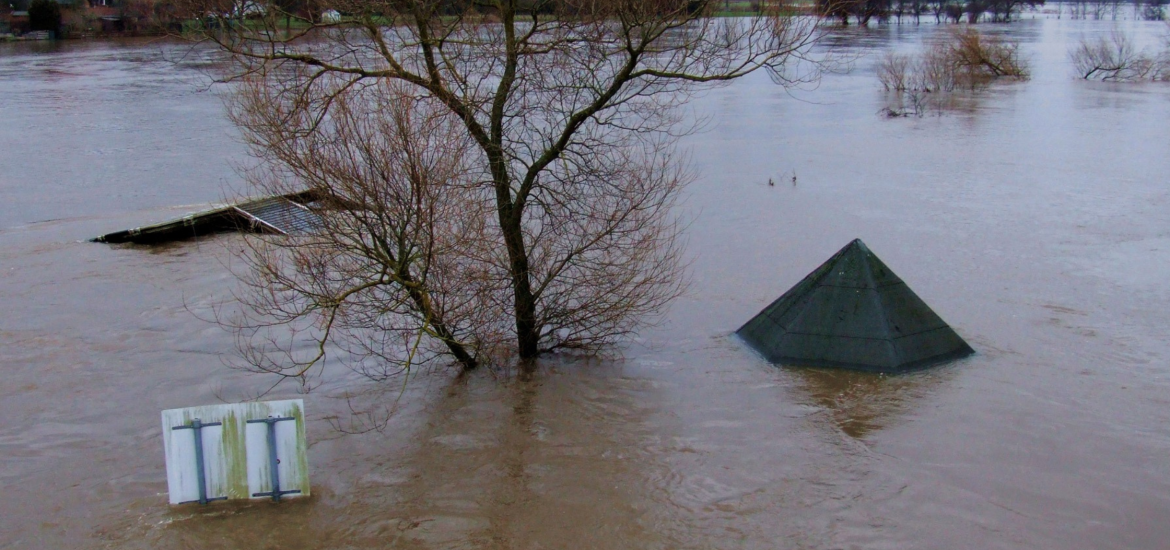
737,238,974,373
768,178,775,187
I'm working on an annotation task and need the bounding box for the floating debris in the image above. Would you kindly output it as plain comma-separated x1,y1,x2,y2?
737,238,974,373
92,190,323,244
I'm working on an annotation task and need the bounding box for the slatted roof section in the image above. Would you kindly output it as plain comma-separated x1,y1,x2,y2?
233,196,323,235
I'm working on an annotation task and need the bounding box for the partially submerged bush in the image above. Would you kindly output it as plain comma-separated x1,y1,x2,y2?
948,27,1030,80
877,52,914,92
878,28,1029,115
880,29,1029,92
1070,31,1170,82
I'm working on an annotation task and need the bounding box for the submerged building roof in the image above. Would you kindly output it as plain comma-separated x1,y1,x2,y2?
92,190,324,245
737,238,973,373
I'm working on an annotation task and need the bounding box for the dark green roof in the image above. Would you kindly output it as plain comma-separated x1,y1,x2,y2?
737,239,973,373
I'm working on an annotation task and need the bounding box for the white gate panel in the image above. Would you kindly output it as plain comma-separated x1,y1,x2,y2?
244,402,310,500
161,399,309,505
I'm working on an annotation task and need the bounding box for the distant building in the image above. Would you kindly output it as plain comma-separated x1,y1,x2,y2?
4,10,30,35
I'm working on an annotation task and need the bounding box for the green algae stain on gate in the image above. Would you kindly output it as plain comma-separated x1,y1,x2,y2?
290,403,310,495
219,409,250,500
160,399,310,506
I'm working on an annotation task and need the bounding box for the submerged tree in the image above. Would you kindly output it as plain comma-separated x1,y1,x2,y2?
187,0,824,384
1070,30,1170,81
878,28,1029,116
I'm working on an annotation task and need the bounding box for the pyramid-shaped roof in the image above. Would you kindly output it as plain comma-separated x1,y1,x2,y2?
737,239,973,373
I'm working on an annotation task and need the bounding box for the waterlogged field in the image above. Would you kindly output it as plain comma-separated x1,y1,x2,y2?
2,18,1170,549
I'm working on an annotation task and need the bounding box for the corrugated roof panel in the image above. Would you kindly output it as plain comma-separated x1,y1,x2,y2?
233,197,323,235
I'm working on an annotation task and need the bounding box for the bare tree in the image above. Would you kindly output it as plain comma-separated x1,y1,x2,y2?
986,0,1044,21
226,81,493,378
1070,30,1167,81
877,51,914,91
882,27,1028,89
947,27,1029,80
1141,0,1168,20
185,0,825,384
1088,0,1110,18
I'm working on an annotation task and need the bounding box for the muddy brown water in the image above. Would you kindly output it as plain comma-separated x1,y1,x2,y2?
2,19,1170,549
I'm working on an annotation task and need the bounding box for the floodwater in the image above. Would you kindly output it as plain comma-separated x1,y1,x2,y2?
2,18,1170,549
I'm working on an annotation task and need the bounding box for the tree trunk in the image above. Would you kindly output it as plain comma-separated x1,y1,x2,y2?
499,210,540,358
490,2,541,360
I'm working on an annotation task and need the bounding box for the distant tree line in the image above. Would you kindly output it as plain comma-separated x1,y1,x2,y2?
308,0,709,17
1052,0,1167,20
817,0,1044,24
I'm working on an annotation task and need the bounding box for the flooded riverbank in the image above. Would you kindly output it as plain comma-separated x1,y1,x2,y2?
2,19,1170,549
